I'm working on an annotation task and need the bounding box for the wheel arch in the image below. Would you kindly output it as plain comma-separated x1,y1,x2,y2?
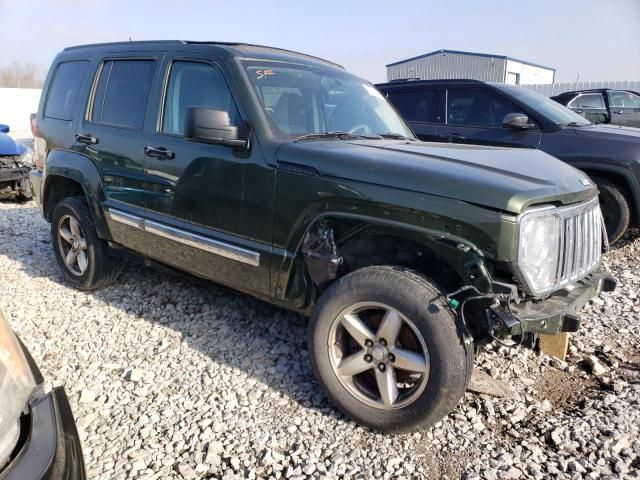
43,150,112,240
275,212,494,312
574,163,640,227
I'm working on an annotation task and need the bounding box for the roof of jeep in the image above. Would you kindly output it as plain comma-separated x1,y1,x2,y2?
61,40,344,69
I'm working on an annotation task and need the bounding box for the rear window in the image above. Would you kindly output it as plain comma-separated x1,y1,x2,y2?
90,59,155,129
44,61,90,121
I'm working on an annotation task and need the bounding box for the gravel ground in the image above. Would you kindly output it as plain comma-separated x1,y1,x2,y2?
1,198,639,480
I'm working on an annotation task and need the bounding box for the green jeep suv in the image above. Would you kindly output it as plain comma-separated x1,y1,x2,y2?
29,41,615,432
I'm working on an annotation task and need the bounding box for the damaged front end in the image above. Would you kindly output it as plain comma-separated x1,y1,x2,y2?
447,270,617,348
300,219,344,289
0,155,32,199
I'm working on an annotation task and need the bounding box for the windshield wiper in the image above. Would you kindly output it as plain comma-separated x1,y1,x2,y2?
377,132,415,141
294,131,382,142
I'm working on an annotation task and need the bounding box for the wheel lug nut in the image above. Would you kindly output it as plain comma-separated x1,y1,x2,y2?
388,353,395,363
364,339,373,347
364,354,372,363
378,363,386,372
379,338,387,347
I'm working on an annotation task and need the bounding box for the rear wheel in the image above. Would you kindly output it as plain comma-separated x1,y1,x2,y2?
51,196,122,290
308,266,473,433
593,177,630,243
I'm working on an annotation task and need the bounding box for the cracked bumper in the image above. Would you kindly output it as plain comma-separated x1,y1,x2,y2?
506,268,616,336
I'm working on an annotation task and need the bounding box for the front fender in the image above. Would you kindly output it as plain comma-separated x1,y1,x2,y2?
43,149,111,240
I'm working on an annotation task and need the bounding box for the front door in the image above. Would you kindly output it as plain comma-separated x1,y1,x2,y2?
437,88,542,148
76,55,162,253
607,90,640,128
142,57,274,296
385,88,445,142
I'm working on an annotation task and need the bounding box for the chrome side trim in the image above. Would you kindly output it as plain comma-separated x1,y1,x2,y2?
106,208,260,267
107,209,144,230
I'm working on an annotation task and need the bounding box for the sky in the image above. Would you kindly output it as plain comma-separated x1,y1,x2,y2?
0,0,639,84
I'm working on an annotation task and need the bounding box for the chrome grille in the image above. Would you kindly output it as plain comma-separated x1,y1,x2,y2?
555,197,602,288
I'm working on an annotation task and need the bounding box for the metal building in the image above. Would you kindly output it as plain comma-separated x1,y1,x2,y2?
386,49,555,85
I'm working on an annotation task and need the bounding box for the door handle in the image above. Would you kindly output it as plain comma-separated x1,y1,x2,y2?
76,133,98,145
144,145,175,160
613,110,625,114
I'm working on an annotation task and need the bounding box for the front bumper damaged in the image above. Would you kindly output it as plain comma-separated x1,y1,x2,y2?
490,268,616,337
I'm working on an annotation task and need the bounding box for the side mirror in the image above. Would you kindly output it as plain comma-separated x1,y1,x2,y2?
0,124,9,134
502,113,534,130
184,108,248,150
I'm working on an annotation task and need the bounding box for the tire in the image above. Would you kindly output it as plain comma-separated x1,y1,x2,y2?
51,196,122,290
593,177,630,244
308,266,473,433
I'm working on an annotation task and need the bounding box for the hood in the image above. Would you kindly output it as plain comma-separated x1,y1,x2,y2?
0,133,26,156
277,140,596,214
575,123,640,140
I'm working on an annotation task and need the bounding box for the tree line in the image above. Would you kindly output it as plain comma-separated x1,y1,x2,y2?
0,62,46,88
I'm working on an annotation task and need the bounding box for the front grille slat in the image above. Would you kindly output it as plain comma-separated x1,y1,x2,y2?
555,198,602,291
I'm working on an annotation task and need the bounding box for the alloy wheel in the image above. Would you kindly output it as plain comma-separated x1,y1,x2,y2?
57,215,89,276
327,302,430,409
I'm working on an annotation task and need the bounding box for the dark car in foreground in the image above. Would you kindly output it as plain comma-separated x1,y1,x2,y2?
378,79,640,243
0,310,85,479
552,88,640,128
0,124,33,200
29,41,614,432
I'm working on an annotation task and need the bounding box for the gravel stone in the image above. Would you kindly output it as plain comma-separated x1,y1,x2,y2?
1,200,639,479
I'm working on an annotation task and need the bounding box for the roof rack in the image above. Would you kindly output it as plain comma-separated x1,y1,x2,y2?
63,40,344,69
63,40,186,51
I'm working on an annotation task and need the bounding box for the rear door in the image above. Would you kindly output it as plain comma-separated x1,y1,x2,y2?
607,90,640,127
76,54,163,253
437,88,542,148
567,93,609,124
385,88,445,141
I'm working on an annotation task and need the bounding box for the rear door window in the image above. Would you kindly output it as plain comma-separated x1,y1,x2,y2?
90,59,156,129
44,61,90,121
387,90,444,124
447,89,525,128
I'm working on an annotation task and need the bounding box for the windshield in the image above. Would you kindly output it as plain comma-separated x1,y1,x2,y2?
496,85,592,127
242,62,415,140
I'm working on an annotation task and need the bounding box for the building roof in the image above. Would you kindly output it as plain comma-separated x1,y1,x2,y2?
385,49,555,72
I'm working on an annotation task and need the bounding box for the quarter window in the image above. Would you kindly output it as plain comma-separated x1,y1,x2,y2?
447,90,525,128
387,90,444,124
90,60,155,129
44,61,90,121
162,61,241,135
568,94,605,109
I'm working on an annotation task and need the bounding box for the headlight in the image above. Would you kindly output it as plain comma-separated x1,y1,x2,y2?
0,311,35,465
517,206,560,296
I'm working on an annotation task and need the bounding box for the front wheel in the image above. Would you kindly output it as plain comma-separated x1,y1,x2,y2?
593,177,630,244
308,266,473,433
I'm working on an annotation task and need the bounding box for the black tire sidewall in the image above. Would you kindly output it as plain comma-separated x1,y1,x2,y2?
51,197,107,290
593,177,630,243
309,267,472,433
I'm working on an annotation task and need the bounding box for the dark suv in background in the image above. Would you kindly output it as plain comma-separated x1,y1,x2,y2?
29,41,613,432
552,88,640,128
378,79,640,243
